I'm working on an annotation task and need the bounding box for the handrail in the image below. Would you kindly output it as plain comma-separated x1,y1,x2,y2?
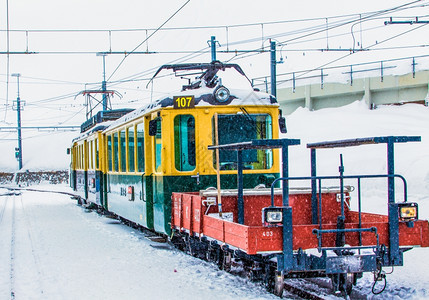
270,173,408,207
312,227,379,253
269,174,407,252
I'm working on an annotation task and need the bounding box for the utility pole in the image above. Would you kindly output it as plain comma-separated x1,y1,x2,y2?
97,52,108,111
11,73,24,170
270,40,277,98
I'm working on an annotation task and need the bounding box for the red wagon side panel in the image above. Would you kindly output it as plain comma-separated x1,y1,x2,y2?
203,215,225,241
171,193,182,229
172,192,202,235
172,191,429,255
399,220,429,247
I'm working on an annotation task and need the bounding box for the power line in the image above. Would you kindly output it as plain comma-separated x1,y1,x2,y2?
0,126,79,130
107,0,191,81
274,24,429,87
225,0,426,64
1,0,426,127
4,0,10,122
0,74,89,86
2,3,428,34
1,2,426,61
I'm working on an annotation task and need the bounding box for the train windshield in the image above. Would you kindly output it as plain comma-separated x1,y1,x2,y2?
213,113,273,170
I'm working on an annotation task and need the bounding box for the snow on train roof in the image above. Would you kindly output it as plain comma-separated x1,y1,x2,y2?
72,121,114,142
105,86,278,131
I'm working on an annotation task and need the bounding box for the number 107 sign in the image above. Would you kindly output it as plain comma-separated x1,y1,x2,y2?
173,96,195,109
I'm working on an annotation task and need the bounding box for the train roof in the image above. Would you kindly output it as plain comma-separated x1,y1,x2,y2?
104,86,278,131
80,108,134,133
75,62,278,136
72,121,114,143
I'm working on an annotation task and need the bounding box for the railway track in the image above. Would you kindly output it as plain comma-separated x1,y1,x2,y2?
283,281,329,299
0,189,47,299
10,193,16,300
282,278,369,299
1,185,79,198
0,189,9,225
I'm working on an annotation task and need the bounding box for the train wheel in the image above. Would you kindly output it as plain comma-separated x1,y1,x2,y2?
273,271,284,298
170,234,186,251
331,273,354,296
221,251,232,272
344,273,354,296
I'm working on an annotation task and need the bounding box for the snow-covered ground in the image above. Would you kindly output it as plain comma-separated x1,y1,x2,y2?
0,186,277,300
0,101,428,299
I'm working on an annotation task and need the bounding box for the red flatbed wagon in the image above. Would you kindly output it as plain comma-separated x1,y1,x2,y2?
172,187,429,255
170,137,429,297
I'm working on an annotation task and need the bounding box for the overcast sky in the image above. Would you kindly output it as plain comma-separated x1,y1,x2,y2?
0,0,428,127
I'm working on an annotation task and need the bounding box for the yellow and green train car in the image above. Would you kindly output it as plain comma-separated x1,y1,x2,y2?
70,62,286,236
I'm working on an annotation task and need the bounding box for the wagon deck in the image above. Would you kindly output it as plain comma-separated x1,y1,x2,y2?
172,188,429,255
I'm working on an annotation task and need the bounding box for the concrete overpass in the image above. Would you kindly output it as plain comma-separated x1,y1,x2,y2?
277,70,429,114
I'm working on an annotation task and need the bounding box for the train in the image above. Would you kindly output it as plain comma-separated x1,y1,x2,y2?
69,61,429,297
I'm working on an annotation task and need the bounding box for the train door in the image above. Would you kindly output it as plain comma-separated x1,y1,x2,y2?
172,113,199,192
174,115,196,172
135,122,152,229
84,141,89,200
148,116,165,233
70,144,77,191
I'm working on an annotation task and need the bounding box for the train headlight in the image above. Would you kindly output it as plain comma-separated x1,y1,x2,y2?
214,86,230,103
262,207,284,227
398,202,418,221
267,211,282,222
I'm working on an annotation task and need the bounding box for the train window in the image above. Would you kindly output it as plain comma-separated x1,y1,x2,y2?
107,135,113,172
120,130,126,172
113,132,119,172
213,113,273,170
80,145,83,169
154,119,162,172
71,147,74,169
137,123,145,173
89,140,94,170
174,115,196,172
128,126,135,173
95,138,99,170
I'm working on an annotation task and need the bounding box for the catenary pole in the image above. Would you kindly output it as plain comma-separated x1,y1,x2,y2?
97,52,108,111
12,73,23,170
210,36,217,62
270,40,277,98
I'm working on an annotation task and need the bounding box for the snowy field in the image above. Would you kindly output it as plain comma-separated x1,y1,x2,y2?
0,187,277,300
0,101,428,299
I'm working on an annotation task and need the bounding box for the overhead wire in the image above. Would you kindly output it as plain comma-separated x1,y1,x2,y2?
107,0,191,81
107,45,210,87
225,0,426,63
4,0,11,122
2,0,427,126
276,23,429,86
3,3,428,34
